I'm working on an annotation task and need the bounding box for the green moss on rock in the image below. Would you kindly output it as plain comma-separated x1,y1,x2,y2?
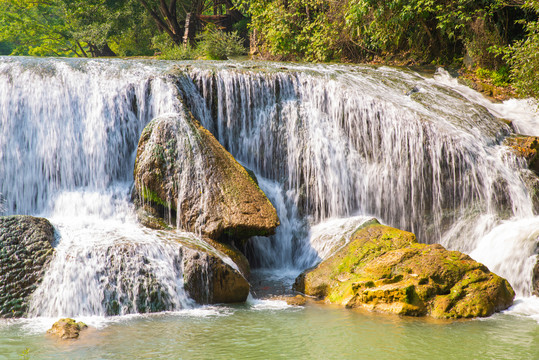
294,224,515,319
47,318,88,340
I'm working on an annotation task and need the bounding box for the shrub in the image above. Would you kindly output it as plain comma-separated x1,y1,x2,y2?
158,45,200,60
196,25,246,60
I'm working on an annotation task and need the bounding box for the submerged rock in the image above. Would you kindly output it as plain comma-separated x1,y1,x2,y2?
47,318,88,339
0,216,55,318
133,113,279,241
285,295,307,306
294,224,515,319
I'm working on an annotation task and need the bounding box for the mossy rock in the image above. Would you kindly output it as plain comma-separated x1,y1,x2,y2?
294,224,514,319
47,318,88,340
133,112,279,242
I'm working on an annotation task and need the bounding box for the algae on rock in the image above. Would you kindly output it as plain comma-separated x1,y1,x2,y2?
294,223,515,319
47,318,88,339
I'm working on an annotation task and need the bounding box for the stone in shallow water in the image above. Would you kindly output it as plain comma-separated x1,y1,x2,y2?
294,224,515,319
0,216,55,318
47,318,88,340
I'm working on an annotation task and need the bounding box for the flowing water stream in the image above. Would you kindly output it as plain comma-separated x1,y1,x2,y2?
0,56,538,359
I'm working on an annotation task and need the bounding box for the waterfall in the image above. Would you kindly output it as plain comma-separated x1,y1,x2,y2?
1,57,538,316
184,63,538,295
0,57,194,317
0,57,181,216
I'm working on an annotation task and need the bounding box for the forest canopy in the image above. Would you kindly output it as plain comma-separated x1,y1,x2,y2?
1,0,538,97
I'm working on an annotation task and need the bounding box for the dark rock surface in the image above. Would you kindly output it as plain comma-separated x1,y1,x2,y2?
0,216,55,318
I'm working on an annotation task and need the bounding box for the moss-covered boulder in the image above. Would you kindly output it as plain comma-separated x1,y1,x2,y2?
0,216,55,318
133,113,279,241
47,318,88,340
294,224,515,319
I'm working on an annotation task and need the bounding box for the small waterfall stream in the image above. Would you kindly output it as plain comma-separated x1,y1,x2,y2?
1,57,538,319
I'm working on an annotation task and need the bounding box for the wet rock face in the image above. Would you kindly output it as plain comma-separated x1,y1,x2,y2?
506,136,539,176
294,224,515,319
0,216,55,318
94,235,249,314
533,258,539,297
183,247,249,304
133,113,279,242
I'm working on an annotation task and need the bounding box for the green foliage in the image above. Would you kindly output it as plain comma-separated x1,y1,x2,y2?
156,24,246,60
475,66,510,87
244,0,525,66
0,0,79,56
0,0,159,57
245,0,340,62
19,348,30,360
195,25,246,60
0,41,14,55
506,1,539,98
158,45,201,60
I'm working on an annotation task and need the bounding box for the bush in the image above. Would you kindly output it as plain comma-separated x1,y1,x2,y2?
158,45,200,60
196,25,246,60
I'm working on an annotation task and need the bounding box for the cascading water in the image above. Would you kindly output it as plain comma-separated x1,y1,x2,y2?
184,63,538,298
0,57,200,317
1,57,538,320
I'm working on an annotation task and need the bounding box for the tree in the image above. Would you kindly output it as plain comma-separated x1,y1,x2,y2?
0,0,159,57
135,0,244,46
507,0,539,97
0,0,84,56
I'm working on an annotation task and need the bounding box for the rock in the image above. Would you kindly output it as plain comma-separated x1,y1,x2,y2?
286,295,307,306
505,135,539,176
0,216,55,318
133,112,279,242
98,232,250,313
521,171,539,214
182,245,249,304
47,318,88,339
533,257,539,297
294,224,515,319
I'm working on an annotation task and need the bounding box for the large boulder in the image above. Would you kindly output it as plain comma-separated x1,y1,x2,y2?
97,231,250,315
0,216,55,318
294,223,515,319
183,247,249,304
133,112,279,241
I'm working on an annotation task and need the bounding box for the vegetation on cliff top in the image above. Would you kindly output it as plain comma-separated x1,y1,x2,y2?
1,0,539,97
